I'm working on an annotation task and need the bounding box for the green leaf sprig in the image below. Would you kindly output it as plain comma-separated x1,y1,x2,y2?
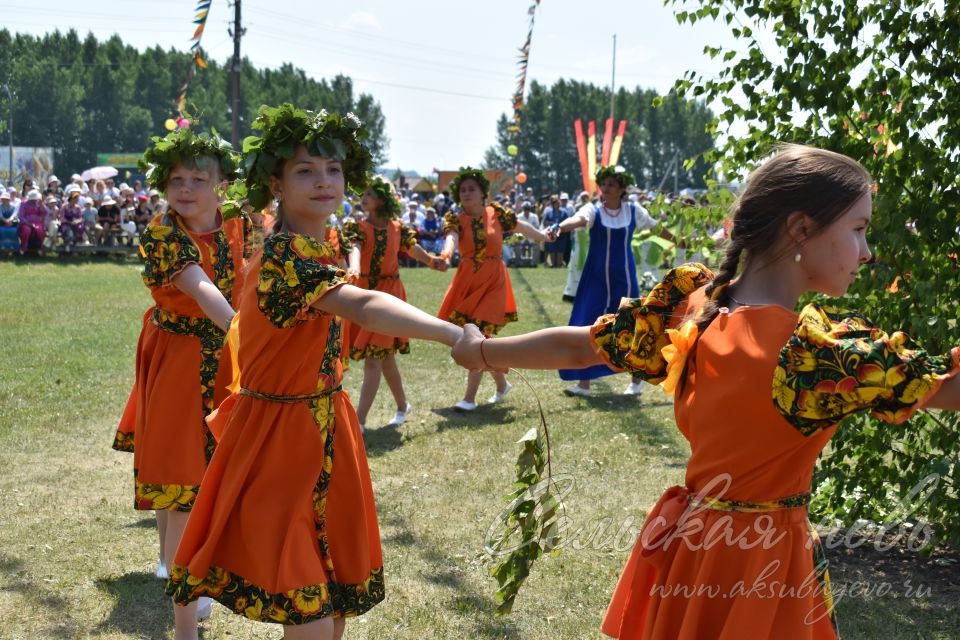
485,369,564,615
140,127,239,191
241,103,373,209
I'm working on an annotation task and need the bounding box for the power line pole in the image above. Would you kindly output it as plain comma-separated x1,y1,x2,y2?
229,0,245,148
610,34,616,122
2,82,11,185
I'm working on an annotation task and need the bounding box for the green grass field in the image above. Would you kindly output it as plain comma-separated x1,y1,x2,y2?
0,258,956,639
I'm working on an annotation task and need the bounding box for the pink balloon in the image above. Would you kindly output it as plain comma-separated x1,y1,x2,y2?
177,118,191,128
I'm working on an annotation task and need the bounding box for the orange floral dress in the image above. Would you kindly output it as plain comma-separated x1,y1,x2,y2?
344,218,419,359
113,210,249,512
438,202,518,335
592,263,960,640
166,232,384,624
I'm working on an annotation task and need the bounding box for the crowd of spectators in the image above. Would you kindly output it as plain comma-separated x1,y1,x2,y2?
1,171,705,265
0,173,166,255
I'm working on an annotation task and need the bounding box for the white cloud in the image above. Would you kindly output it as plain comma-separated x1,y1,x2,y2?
341,11,382,31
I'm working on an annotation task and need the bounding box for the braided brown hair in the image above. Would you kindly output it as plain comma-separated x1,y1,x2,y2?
687,144,872,383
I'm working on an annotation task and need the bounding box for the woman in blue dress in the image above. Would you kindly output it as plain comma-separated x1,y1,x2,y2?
547,166,659,396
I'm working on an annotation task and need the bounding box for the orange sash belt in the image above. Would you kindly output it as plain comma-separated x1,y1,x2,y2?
637,485,811,572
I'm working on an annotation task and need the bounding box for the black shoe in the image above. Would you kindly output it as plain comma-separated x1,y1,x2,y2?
562,294,575,303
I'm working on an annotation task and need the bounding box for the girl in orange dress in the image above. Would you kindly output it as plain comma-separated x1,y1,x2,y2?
437,167,545,411
113,128,249,633
452,145,960,639
166,104,462,640
344,175,447,431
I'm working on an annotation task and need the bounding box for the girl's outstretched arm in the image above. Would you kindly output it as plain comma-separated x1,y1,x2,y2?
315,285,461,346
514,219,547,244
172,263,236,331
927,375,960,411
347,243,361,277
440,231,458,267
452,323,602,371
406,242,448,271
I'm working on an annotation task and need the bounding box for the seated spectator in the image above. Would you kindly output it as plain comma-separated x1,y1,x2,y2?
399,201,424,267
104,177,119,200
402,200,424,233
0,191,16,226
6,186,20,210
147,188,164,215
96,196,122,245
0,191,18,251
133,195,152,234
20,178,35,199
70,174,89,195
44,175,64,203
118,185,137,243
433,193,449,217
89,180,107,207
81,197,97,242
419,207,443,254
17,190,47,255
59,191,86,246
44,195,61,249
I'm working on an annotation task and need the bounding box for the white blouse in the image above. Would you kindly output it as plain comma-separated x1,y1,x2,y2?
573,201,657,231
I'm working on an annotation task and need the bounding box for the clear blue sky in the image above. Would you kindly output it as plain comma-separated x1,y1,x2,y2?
5,0,745,175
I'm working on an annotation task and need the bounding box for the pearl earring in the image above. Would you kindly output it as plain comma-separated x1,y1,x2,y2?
794,252,802,263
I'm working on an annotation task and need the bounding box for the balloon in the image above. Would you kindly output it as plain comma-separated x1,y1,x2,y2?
506,144,518,156
164,118,177,131
516,172,527,184
177,118,191,129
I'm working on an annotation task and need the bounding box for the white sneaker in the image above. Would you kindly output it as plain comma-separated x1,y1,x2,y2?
155,562,168,580
197,596,214,621
623,381,644,396
388,402,413,426
563,385,590,397
487,382,513,404
453,400,477,412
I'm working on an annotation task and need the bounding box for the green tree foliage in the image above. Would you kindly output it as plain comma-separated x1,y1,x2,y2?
669,0,960,544
483,79,715,195
0,29,389,176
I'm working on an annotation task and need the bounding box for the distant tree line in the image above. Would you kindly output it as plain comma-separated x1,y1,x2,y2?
0,29,389,176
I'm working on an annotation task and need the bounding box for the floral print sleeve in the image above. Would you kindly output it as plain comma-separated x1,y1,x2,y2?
335,225,353,259
139,216,201,288
399,223,418,250
257,233,349,329
241,212,254,259
589,263,715,380
442,212,460,236
342,220,364,248
492,201,518,232
773,304,960,435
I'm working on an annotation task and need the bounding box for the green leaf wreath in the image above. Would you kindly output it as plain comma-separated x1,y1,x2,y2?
240,103,374,210
140,127,239,191
449,166,490,204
